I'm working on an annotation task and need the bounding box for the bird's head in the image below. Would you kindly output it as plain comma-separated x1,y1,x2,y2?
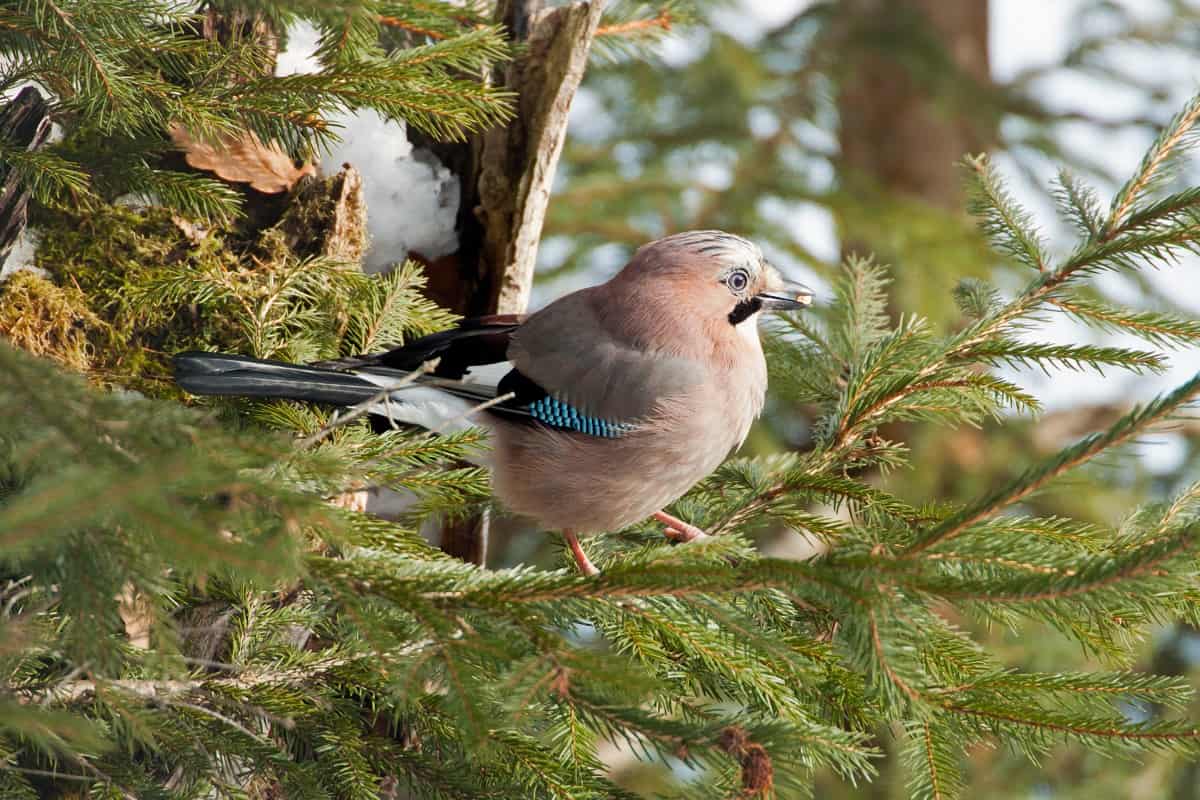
610,231,813,342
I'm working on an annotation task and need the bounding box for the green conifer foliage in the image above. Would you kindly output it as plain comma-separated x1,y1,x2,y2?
4,3,1200,799
0,0,513,222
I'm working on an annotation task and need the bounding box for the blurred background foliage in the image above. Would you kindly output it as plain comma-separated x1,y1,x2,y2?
527,1,1200,796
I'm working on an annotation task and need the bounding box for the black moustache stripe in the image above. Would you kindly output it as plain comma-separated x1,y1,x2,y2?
728,296,762,325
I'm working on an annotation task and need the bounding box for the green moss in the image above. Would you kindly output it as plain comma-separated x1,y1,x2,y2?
0,270,104,373
7,168,436,399
29,204,236,393
35,204,182,312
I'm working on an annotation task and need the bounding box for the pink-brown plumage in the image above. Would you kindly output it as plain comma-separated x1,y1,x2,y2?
173,230,811,573
493,231,781,535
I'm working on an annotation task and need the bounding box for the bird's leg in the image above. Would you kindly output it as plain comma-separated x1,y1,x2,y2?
562,529,599,576
652,510,710,543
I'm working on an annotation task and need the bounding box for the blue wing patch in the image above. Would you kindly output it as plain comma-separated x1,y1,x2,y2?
526,395,634,438
489,368,634,438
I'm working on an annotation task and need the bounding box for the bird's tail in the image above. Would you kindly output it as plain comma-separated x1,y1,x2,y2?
173,351,385,407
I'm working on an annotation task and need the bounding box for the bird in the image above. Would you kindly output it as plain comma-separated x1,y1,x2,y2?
173,230,813,575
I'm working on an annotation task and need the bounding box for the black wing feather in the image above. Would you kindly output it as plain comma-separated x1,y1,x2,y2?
314,315,523,378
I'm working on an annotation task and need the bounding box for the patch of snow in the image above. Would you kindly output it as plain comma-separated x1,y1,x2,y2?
1,228,46,279
320,110,461,271
275,21,323,76
276,22,460,271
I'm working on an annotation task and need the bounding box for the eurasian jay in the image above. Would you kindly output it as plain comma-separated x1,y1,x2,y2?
173,230,813,574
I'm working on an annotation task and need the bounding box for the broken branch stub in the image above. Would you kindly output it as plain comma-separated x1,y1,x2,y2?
276,164,367,263
0,87,52,269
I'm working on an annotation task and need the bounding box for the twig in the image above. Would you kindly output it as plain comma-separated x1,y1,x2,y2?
16,653,367,705
297,362,431,448
170,699,284,751
346,391,514,485
595,9,672,38
20,679,200,704
40,662,90,707
377,15,447,39
2,766,99,784
429,391,515,434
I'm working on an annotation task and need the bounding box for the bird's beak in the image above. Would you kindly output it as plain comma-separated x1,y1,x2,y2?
756,278,814,312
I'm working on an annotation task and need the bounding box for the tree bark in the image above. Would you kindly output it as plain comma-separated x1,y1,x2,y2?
420,1,603,319
477,0,604,315
424,1,603,564
0,87,51,270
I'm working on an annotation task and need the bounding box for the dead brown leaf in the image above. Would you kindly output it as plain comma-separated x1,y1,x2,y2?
169,123,316,193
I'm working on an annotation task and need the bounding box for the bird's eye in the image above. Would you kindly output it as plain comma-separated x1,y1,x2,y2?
725,269,750,293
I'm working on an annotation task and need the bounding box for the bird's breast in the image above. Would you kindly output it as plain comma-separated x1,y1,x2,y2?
489,364,766,534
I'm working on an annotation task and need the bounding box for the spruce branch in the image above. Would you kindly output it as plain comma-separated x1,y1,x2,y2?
901,719,965,800
903,373,1200,556
965,154,1050,271
591,2,692,62
375,0,488,43
1052,168,1104,238
934,671,1194,710
0,144,92,208
1104,93,1200,240
1119,185,1200,234
912,525,1200,605
937,700,1200,752
965,339,1166,375
309,554,861,608
40,0,119,105
1048,295,1200,349
596,11,673,38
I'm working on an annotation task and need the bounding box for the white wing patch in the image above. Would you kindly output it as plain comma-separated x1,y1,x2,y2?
355,372,493,435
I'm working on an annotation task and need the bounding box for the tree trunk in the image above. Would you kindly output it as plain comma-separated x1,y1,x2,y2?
419,0,602,322
418,0,603,564
835,0,991,210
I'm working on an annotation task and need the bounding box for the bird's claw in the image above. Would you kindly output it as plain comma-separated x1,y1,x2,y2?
662,523,709,543
653,511,710,543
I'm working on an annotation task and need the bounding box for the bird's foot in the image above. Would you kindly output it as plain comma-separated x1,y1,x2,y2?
562,529,600,576
652,510,710,543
